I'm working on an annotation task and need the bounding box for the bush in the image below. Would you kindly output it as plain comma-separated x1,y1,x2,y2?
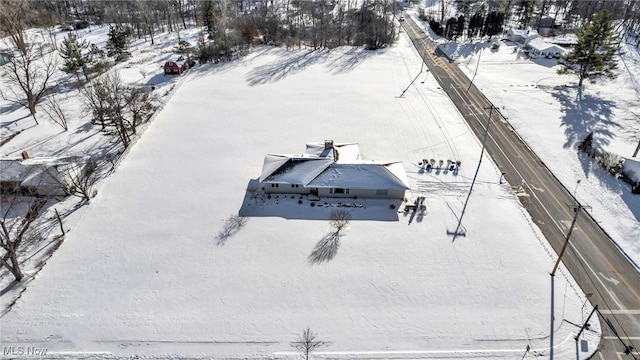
596,151,623,175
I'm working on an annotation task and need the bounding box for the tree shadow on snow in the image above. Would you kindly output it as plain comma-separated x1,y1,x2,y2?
551,85,619,174
215,215,248,246
308,232,341,264
246,49,327,86
325,47,378,75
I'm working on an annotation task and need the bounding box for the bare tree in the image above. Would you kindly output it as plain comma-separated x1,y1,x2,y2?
62,158,99,203
41,95,70,131
0,0,59,125
83,71,157,147
83,72,130,146
124,87,159,135
329,209,351,235
291,327,325,360
0,195,44,282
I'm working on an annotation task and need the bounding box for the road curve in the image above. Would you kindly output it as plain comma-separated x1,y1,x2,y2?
400,15,640,359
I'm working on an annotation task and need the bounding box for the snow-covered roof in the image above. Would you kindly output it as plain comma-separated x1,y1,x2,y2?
508,29,539,39
0,157,82,189
527,37,568,53
508,29,528,36
548,34,578,45
260,156,333,184
307,162,410,190
624,157,640,183
258,142,409,190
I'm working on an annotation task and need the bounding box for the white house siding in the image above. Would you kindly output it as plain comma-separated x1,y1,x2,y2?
316,187,405,199
263,182,309,194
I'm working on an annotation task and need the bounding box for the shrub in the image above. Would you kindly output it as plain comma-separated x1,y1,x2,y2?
596,151,623,176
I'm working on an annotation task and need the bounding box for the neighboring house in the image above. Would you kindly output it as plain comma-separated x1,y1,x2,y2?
0,157,85,197
526,37,568,58
506,28,539,43
258,141,410,200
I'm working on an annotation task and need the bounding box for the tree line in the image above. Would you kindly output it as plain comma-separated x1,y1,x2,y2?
5,0,400,50
421,0,640,44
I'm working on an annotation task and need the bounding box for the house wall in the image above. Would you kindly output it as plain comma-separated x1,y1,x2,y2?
263,182,309,194
261,181,406,200
316,187,405,199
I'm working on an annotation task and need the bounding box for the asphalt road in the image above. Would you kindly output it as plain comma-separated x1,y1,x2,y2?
400,16,640,359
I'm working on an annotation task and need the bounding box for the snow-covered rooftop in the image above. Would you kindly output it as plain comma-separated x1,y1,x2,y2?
527,37,568,53
624,157,640,183
307,162,410,189
259,142,409,190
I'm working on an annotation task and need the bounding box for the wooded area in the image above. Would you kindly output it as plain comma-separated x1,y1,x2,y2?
423,0,640,43
2,0,400,50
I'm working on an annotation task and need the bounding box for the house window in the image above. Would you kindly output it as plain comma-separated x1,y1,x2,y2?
334,188,345,194
376,189,388,195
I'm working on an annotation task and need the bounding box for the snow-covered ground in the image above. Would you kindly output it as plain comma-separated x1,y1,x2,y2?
6,10,639,359
436,23,640,268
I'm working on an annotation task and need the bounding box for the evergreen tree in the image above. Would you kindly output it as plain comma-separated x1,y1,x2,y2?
468,13,484,39
106,25,131,62
59,32,91,82
482,11,504,38
557,10,621,86
456,15,465,39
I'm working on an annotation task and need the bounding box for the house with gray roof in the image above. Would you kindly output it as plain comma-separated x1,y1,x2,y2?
0,157,85,197
258,141,410,200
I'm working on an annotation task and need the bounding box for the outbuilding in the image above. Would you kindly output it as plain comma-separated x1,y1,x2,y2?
163,60,186,75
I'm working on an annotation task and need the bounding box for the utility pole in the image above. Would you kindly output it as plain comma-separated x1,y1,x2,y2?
450,105,494,241
549,202,591,360
467,49,482,92
400,62,425,97
575,305,598,360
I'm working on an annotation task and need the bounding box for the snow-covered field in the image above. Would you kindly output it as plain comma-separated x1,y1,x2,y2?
6,11,639,359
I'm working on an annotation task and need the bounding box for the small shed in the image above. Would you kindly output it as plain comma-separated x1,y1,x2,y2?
163,60,186,75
